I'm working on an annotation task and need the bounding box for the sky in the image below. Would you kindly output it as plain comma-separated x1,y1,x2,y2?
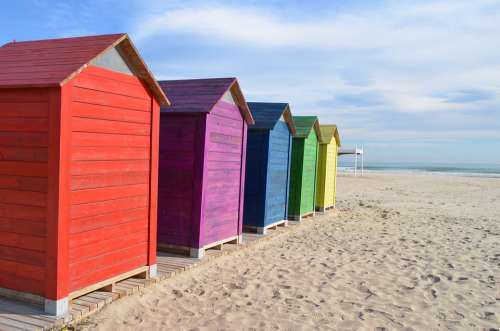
1,0,500,164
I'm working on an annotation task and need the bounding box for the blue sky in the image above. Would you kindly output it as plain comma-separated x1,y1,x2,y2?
2,0,500,164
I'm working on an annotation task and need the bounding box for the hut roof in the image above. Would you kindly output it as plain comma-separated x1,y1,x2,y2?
158,78,254,125
292,116,322,141
0,33,169,105
319,125,341,146
247,102,296,135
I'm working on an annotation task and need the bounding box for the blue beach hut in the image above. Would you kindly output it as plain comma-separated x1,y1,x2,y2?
243,102,296,234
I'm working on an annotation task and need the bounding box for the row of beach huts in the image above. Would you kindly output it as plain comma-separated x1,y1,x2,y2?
0,33,341,316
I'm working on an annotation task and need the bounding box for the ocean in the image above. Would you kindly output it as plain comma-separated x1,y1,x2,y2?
337,161,500,178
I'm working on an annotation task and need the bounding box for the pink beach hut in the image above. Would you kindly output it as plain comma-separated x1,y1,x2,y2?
157,78,254,258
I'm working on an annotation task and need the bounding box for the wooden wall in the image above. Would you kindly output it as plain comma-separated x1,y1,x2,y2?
157,115,201,248
202,99,246,246
68,65,154,293
264,121,291,224
316,140,338,209
243,130,268,227
288,138,304,216
300,131,318,214
288,131,318,217
0,88,50,297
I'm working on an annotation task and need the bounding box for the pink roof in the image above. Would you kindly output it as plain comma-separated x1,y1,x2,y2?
0,34,169,105
158,78,254,124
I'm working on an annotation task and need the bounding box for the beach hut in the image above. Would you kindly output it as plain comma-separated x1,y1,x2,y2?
157,78,254,259
243,102,296,234
0,34,169,315
288,116,322,221
316,125,341,212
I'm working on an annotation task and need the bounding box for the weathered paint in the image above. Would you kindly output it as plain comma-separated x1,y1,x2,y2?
316,125,341,210
157,78,253,252
0,35,164,310
243,103,294,229
288,116,321,218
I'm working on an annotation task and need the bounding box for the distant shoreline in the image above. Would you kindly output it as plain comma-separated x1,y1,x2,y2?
338,167,500,179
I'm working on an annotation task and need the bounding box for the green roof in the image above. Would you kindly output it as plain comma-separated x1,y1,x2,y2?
319,124,341,146
292,116,322,140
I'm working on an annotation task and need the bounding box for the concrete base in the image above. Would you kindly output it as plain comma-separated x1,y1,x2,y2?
190,248,205,259
44,297,69,316
256,227,267,235
237,234,243,244
149,264,158,278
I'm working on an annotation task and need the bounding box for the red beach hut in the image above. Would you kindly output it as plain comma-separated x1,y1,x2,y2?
0,34,169,315
157,78,254,258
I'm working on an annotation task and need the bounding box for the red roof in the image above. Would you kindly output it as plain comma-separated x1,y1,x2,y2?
159,78,254,124
0,34,169,105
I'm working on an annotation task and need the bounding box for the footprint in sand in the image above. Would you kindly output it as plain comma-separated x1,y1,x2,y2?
423,274,441,283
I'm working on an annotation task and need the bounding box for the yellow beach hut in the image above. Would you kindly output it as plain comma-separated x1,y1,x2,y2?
315,125,341,212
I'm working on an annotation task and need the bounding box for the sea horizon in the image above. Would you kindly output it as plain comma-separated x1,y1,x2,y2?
338,161,500,178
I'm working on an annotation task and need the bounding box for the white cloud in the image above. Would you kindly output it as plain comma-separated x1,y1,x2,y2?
130,0,500,159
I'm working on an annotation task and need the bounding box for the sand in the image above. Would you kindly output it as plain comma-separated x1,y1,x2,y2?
77,173,500,331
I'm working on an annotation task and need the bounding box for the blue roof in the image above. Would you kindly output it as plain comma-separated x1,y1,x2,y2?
247,102,296,135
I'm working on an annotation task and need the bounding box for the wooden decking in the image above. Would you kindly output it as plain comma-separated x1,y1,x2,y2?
244,219,288,234
0,213,334,330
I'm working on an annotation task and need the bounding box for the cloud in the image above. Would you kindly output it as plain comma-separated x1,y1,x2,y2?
129,0,500,162
319,91,386,108
437,89,496,103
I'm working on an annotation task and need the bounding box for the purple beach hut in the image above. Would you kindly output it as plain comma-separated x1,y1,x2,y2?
157,78,254,258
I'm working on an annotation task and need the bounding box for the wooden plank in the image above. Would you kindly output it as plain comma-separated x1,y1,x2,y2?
0,176,47,193
71,160,150,175
148,99,159,267
0,102,48,118
72,102,151,124
73,71,148,100
72,146,149,161
72,87,151,112
81,64,147,87
70,195,148,219
0,218,46,237
72,132,151,147
0,190,47,207
69,232,147,261
0,118,48,133
72,117,150,136
0,147,48,162
0,203,45,222
0,161,47,177
70,207,148,234
71,172,149,190
0,232,45,252
0,132,48,148
69,219,147,248
71,183,149,205
68,265,148,300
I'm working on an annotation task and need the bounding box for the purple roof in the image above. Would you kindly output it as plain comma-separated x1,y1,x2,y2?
158,78,254,124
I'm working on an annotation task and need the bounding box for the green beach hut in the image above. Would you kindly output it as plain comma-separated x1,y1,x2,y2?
288,116,322,221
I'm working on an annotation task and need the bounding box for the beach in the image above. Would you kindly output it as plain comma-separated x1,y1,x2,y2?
77,173,500,330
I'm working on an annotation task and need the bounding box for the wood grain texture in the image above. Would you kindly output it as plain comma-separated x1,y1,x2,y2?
67,66,155,294
288,122,319,216
157,84,248,250
0,88,49,298
316,139,338,209
244,115,292,228
157,115,198,247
